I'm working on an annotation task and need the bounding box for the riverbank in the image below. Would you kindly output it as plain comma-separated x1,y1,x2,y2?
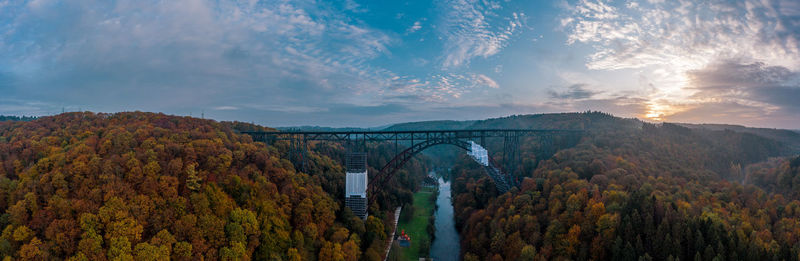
388,186,437,260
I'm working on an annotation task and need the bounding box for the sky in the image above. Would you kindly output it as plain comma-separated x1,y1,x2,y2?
1,0,799,128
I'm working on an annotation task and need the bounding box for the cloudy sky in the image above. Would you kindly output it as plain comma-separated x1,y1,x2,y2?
1,0,799,128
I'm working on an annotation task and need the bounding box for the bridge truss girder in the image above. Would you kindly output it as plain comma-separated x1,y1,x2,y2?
242,129,582,197
242,129,578,142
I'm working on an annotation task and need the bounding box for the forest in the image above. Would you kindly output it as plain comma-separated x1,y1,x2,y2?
2,111,800,260
446,112,800,260
0,112,430,260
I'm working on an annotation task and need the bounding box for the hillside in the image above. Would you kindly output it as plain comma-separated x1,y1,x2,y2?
382,120,478,131
383,112,642,132
437,112,800,260
677,123,800,153
275,126,375,132
0,112,427,260
467,113,643,131
389,112,795,179
385,113,800,153
3,111,799,260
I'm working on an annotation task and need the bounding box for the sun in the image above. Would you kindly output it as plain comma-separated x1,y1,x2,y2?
639,62,703,122
644,105,666,121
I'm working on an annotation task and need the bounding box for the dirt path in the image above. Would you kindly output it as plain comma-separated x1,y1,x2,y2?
383,206,402,261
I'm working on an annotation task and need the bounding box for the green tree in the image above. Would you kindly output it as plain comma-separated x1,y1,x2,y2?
108,237,133,261
520,244,536,261
171,242,192,260
185,163,202,192
133,242,169,261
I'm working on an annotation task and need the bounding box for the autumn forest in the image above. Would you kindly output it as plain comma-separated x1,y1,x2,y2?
1,111,800,261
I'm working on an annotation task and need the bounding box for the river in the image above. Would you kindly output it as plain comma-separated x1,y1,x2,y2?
429,176,460,261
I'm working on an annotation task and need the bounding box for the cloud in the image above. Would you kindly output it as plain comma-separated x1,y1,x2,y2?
752,86,800,110
571,96,649,116
439,0,525,68
327,103,409,116
561,0,800,123
0,98,61,115
563,0,800,71
343,0,366,13
596,59,800,128
682,60,800,115
664,101,800,129
386,73,501,101
544,86,649,117
0,0,516,123
213,106,239,111
0,0,419,115
474,74,499,89
548,84,600,100
407,21,422,33
688,61,795,90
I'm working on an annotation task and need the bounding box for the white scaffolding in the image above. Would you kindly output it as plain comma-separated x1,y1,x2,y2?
467,141,489,166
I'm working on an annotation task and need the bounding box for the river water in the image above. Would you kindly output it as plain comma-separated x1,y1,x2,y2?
429,176,460,261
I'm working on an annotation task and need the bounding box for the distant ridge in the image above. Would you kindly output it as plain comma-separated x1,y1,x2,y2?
382,120,477,131
275,126,377,132
259,112,800,154
380,112,800,155
677,123,800,153
383,112,641,131
0,115,38,122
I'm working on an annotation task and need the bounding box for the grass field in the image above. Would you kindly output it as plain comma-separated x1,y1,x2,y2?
392,187,437,260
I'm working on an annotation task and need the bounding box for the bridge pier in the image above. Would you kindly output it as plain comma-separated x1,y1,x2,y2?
503,133,520,186
345,152,369,220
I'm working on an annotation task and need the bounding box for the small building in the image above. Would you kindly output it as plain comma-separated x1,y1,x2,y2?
345,153,368,220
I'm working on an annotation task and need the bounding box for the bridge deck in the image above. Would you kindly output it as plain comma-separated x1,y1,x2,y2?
242,128,582,141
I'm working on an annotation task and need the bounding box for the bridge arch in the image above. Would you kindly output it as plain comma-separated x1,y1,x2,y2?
367,137,512,200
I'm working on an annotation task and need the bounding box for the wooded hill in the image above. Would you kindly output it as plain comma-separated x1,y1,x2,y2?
0,112,430,260
430,112,800,260
3,111,799,260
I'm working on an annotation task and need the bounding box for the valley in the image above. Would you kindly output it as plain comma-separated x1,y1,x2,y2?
1,111,799,260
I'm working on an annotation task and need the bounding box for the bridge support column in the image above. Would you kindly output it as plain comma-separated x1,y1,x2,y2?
503,133,520,186
287,134,308,173
345,152,368,220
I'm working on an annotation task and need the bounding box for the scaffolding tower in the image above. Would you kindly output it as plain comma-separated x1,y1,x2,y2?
345,152,368,220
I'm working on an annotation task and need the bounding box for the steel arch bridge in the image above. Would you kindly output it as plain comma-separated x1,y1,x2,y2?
367,136,514,198
243,129,583,198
